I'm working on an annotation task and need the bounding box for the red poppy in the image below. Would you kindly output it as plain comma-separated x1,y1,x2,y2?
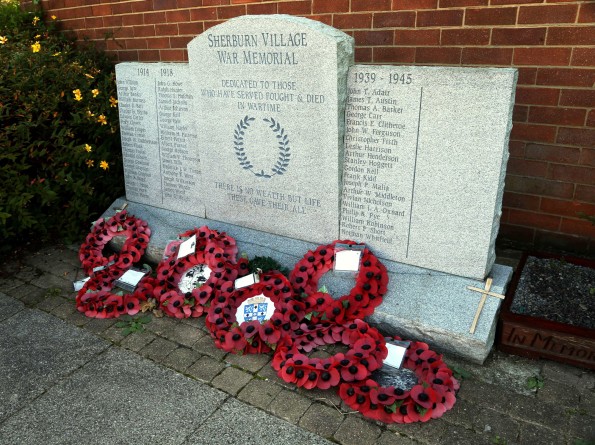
370,385,396,406
339,360,369,382
123,294,141,315
410,385,438,409
260,322,282,345
222,327,248,352
315,363,340,390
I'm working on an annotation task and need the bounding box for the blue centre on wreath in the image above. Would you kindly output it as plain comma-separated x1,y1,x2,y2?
243,302,269,323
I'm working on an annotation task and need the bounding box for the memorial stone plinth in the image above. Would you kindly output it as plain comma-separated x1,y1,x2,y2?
115,63,204,216
101,198,512,364
188,15,354,243
341,65,517,280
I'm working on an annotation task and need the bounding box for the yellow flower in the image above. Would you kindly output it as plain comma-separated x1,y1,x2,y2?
97,115,107,125
84,144,92,153
72,89,82,101
91,88,99,98
31,41,41,53
109,96,118,108
0,36,7,45
35,34,41,39
84,73,94,79
99,160,109,170
86,159,94,168
86,109,95,117
32,16,40,26
51,15,57,20
52,52,61,57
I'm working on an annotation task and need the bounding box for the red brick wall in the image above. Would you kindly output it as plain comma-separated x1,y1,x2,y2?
37,0,595,256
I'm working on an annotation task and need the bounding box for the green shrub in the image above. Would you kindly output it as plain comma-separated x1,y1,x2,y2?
0,1,123,246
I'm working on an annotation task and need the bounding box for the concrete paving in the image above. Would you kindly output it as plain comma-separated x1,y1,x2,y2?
0,244,593,445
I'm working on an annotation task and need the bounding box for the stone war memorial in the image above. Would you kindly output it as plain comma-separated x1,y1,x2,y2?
108,15,518,364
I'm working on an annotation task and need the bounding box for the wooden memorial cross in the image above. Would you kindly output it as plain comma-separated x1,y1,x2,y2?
467,277,506,334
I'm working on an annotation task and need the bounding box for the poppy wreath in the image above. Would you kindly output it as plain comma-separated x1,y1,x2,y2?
78,210,151,275
76,272,154,319
206,271,305,354
75,212,152,319
271,319,388,390
338,337,459,423
151,227,248,318
290,240,388,324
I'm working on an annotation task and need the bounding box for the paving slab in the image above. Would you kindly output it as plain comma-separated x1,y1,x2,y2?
0,292,24,322
0,308,108,422
0,347,227,445
186,397,333,445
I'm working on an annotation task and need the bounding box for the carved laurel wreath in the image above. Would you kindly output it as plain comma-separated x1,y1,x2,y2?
233,116,291,179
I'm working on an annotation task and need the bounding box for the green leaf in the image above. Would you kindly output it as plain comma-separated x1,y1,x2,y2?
304,312,312,321
341,300,350,309
114,321,128,328
122,327,134,336
317,285,329,294
415,405,428,416
452,366,470,381
137,315,152,324
385,403,397,413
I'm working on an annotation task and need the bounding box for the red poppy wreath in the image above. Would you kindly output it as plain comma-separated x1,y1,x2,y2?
76,211,151,318
271,319,388,390
78,210,150,275
206,271,306,354
76,272,154,319
152,227,248,318
338,338,459,423
290,240,388,323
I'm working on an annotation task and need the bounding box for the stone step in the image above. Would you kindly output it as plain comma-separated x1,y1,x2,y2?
103,197,512,364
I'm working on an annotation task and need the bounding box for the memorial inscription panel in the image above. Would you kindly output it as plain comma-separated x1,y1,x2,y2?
116,63,204,216
341,65,517,279
188,15,353,243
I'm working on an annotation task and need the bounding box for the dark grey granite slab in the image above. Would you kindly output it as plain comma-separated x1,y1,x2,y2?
186,398,332,445
0,309,109,422
0,347,227,444
0,292,24,322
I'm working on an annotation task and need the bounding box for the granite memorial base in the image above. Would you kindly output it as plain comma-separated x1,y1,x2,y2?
103,197,513,364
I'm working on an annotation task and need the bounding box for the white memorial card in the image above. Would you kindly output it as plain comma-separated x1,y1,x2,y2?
384,340,411,369
334,244,364,272
176,234,197,260
234,273,260,289
114,269,147,292
73,276,90,292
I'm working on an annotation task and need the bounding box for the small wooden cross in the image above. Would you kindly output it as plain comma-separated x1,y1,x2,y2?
467,277,506,334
